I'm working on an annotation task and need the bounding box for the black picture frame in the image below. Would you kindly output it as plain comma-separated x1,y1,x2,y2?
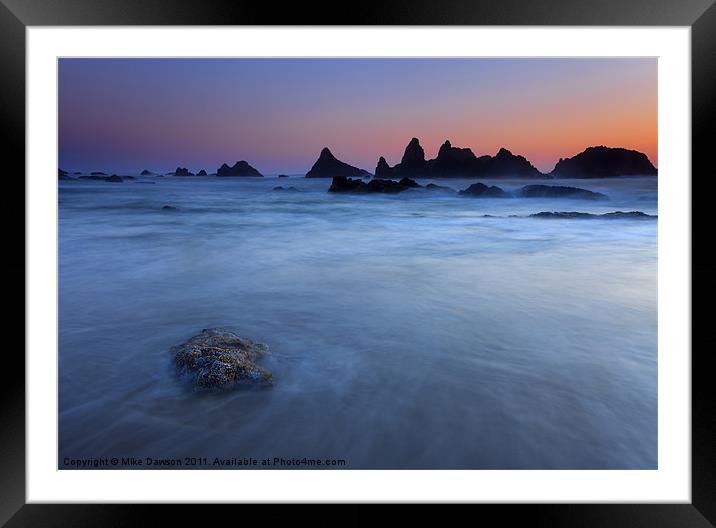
4,0,713,524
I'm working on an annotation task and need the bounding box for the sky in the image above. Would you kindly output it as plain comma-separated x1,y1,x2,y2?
58,58,657,175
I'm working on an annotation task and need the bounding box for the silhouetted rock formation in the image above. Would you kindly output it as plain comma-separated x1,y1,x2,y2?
306,148,372,178
425,183,454,192
329,176,420,194
277,174,289,178
171,328,272,390
196,169,208,176
140,169,153,176
531,211,655,219
162,205,177,210
273,186,300,192
516,184,607,200
58,169,73,180
174,167,194,176
91,172,106,176
375,138,543,178
550,146,657,178
217,161,262,177
105,174,123,183
375,156,393,178
458,183,509,197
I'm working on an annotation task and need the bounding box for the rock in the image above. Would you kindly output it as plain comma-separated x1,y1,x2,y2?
328,176,419,194
550,146,657,178
273,186,300,192
79,175,106,180
516,184,607,200
458,182,509,197
162,205,177,210
91,171,107,176
277,174,289,178
305,147,372,178
123,175,136,180
140,169,154,175
217,160,262,177
104,175,123,182
375,138,543,178
171,328,272,390
530,211,656,219
425,183,454,192
174,167,194,176
58,169,73,180
196,169,208,176
374,156,393,179
73,171,81,175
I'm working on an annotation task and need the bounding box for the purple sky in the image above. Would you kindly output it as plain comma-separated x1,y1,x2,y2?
59,58,657,175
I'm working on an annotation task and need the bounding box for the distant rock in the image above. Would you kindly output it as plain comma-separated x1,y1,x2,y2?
516,184,607,200
123,175,136,180
217,161,262,177
174,167,194,176
273,186,300,192
58,169,73,180
306,148,372,178
458,182,509,197
375,138,542,178
73,171,81,175
162,205,177,210
91,171,106,176
277,174,289,178
425,183,454,192
171,328,272,390
329,176,420,194
79,175,106,180
105,174,123,183
550,146,657,178
196,169,208,176
531,211,656,219
140,169,154,176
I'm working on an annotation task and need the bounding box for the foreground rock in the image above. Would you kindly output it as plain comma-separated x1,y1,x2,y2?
516,184,607,200
171,328,272,390
375,138,543,179
217,160,262,177
329,176,420,194
306,147,372,178
530,211,655,219
550,146,657,178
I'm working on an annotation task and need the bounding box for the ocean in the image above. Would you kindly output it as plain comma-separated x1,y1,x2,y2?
58,175,657,469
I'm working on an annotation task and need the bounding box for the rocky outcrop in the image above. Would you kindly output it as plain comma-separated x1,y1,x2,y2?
171,328,272,390
162,205,177,210
550,146,657,178
105,174,123,182
375,138,543,178
277,174,289,178
140,169,154,176
306,148,372,178
174,167,194,176
273,186,300,192
516,184,607,200
196,169,208,176
531,211,655,219
328,176,420,194
91,171,106,176
458,182,509,197
216,161,262,177
58,169,73,180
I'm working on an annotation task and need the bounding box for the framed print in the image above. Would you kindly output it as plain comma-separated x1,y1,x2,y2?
5,0,714,524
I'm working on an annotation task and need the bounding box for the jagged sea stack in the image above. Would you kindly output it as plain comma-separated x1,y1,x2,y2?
305,147,372,178
216,161,263,177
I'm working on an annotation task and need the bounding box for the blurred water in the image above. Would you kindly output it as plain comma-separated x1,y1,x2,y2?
58,175,657,469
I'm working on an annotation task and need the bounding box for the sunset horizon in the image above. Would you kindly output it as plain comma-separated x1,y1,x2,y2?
59,58,657,175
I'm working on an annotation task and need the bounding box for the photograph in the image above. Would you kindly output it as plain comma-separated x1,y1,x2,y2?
57,56,659,471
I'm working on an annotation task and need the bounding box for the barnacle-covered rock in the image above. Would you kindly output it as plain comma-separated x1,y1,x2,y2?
171,328,272,390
